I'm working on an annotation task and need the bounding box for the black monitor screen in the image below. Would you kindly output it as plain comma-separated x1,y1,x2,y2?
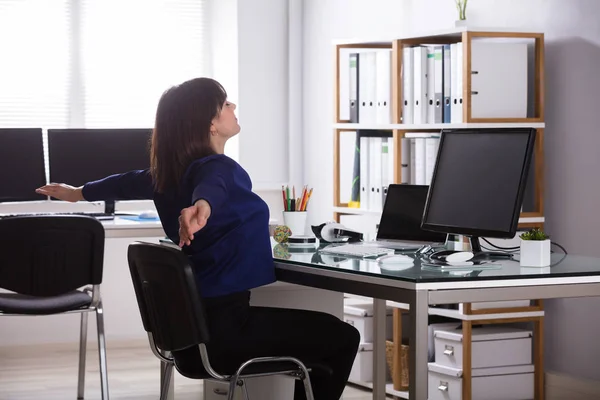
377,184,447,243
48,129,152,188
421,128,536,239
0,128,47,202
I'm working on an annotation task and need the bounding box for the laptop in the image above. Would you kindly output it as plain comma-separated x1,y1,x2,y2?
367,184,448,250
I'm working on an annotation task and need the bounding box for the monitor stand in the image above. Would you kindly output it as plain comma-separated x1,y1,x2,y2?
104,200,115,217
469,236,513,259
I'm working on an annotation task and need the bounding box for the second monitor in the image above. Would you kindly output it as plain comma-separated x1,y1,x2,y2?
48,128,152,214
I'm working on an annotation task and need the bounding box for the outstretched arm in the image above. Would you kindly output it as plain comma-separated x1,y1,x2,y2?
36,169,154,202
36,183,85,202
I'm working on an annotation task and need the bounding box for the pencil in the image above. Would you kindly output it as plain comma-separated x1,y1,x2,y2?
305,188,313,210
299,186,308,211
286,186,291,211
281,186,287,211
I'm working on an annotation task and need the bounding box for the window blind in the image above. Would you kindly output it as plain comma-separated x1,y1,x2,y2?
0,0,209,130
0,0,71,129
80,0,209,128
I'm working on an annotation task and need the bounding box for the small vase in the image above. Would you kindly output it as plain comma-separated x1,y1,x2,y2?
455,19,468,28
520,239,551,267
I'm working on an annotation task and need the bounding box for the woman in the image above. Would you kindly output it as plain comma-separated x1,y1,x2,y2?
37,77,360,400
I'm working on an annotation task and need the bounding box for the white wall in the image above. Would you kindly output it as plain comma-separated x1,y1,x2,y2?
234,0,304,222
302,0,600,382
208,0,239,162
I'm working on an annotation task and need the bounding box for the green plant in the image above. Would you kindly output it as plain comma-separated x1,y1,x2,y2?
455,0,468,20
519,228,550,241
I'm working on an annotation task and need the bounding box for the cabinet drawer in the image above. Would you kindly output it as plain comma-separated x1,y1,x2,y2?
433,326,532,369
428,363,534,400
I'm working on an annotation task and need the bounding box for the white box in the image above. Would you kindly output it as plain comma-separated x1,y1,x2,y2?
434,326,532,369
429,322,461,362
343,302,394,343
349,342,375,382
349,342,392,383
470,42,528,119
428,362,534,400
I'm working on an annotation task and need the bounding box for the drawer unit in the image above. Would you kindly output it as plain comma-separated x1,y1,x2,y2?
433,325,532,369
428,362,534,400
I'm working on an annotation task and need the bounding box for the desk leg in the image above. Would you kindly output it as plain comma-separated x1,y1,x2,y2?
461,321,472,400
409,290,428,400
373,298,387,400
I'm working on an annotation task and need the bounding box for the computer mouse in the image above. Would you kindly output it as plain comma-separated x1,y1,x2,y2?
377,254,414,264
445,251,474,263
139,210,159,220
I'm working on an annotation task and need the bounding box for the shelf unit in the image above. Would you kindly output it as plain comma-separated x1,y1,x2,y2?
332,27,545,231
333,28,546,400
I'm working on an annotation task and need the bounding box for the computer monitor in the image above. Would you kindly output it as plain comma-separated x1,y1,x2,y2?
376,184,448,244
48,128,152,214
421,128,536,256
0,128,47,202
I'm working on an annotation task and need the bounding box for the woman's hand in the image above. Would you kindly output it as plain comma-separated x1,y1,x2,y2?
178,199,212,247
36,183,85,202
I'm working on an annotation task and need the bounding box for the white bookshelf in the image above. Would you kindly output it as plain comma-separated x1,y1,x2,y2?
333,26,546,46
334,122,545,130
333,206,545,224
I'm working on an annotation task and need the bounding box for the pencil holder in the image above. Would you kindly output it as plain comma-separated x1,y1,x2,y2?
282,211,307,236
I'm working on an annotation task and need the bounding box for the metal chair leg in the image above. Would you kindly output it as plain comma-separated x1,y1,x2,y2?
159,363,174,400
96,302,110,400
227,378,239,400
301,370,315,400
241,380,250,400
77,311,89,399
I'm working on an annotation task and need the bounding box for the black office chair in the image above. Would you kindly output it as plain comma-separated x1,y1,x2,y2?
127,241,319,400
0,215,109,399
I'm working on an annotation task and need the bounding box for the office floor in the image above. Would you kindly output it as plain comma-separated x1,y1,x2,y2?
0,341,372,400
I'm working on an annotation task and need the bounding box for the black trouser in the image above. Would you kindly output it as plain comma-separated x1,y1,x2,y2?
197,290,360,400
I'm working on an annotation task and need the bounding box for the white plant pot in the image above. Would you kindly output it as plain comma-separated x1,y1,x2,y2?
455,19,468,28
520,239,551,267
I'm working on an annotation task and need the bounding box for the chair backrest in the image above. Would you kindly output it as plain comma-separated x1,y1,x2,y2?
0,215,105,296
127,241,210,352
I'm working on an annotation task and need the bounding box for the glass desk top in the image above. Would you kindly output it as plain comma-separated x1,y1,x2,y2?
272,242,600,284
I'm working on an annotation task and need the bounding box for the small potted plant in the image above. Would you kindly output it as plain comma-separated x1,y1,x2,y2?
455,0,468,26
519,228,551,267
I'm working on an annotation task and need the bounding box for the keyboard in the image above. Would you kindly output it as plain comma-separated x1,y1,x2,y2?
0,212,114,221
319,244,395,258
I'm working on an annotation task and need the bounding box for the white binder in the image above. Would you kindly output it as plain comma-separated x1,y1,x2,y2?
369,137,383,211
359,135,370,210
358,51,377,123
402,46,414,124
450,42,464,123
412,46,428,124
426,46,436,123
400,137,411,184
433,46,444,123
375,49,392,124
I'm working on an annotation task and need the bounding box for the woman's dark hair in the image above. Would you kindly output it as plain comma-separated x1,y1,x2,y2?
150,77,227,193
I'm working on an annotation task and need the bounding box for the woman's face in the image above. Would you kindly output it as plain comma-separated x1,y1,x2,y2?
211,100,240,138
